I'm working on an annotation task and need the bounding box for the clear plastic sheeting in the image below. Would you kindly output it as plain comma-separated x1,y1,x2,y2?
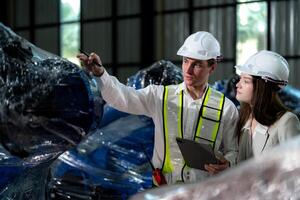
0,23,103,199
127,59,183,89
131,135,300,200
49,108,154,199
0,145,57,199
278,85,300,118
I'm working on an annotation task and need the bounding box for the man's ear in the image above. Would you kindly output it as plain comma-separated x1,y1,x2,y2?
209,63,217,74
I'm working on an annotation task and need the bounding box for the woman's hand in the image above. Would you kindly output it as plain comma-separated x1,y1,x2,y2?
77,52,104,77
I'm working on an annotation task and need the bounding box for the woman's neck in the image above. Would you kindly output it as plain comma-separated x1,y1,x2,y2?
250,116,257,134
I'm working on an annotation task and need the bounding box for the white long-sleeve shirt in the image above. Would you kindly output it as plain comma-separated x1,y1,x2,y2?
96,70,239,183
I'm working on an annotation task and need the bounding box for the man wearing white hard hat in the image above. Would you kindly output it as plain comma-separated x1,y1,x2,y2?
77,31,239,185
235,50,300,162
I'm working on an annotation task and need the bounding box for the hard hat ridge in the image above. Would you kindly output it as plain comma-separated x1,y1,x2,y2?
177,31,221,60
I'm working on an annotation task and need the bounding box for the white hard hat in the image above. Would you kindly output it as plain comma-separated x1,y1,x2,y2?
235,50,289,86
177,31,221,60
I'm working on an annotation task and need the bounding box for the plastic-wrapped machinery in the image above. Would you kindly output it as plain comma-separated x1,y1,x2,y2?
0,23,103,199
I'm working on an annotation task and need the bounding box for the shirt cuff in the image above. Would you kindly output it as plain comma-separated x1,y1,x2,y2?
94,69,109,90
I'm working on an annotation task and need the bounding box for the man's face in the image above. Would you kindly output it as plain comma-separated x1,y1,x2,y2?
182,57,216,88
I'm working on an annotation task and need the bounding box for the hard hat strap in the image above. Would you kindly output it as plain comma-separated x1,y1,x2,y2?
216,55,223,62
261,76,288,86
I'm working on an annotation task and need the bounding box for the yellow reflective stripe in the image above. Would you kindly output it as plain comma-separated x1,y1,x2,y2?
195,117,203,139
195,87,211,138
177,90,183,138
211,94,225,143
162,86,173,173
177,90,185,168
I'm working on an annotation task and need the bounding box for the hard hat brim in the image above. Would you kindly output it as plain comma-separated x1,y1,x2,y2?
234,65,255,76
177,49,217,61
235,65,288,86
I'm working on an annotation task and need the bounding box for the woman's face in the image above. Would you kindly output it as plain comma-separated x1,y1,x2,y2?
236,74,254,104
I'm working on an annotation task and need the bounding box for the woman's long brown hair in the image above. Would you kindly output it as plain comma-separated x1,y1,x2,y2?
236,76,288,142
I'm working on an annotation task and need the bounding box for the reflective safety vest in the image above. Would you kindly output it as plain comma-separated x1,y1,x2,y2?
161,85,225,182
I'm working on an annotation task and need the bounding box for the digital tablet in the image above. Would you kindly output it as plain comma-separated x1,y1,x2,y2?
176,137,218,170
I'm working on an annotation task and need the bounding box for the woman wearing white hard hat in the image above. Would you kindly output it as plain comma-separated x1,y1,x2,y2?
235,50,300,162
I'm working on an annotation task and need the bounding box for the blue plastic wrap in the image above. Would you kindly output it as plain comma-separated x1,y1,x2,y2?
50,111,154,199
0,23,103,199
127,59,183,89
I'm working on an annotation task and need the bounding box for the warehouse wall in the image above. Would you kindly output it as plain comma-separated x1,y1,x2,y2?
1,0,300,88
